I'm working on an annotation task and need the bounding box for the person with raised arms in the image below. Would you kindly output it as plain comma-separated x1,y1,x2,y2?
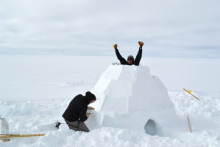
113,41,144,66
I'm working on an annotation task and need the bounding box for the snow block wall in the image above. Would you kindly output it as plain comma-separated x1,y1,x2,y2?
89,65,180,135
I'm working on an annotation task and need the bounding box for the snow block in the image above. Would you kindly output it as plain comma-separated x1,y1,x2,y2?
89,65,180,135
0,116,9,134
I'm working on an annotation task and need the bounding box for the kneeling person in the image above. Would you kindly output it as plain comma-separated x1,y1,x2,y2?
62,91,96,132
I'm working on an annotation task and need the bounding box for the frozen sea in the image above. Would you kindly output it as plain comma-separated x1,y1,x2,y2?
0,55,220,147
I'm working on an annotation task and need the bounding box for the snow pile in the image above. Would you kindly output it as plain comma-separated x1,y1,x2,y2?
90,65,182,136
1,95,220,147
1,57,220,146
0,116,9,134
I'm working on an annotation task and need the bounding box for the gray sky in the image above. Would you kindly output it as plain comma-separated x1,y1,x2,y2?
0,0,220,58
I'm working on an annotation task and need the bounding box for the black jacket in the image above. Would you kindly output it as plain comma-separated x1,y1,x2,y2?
115,48,142,66
62,94,94,122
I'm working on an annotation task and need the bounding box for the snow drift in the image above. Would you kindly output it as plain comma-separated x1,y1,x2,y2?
88,65,181,136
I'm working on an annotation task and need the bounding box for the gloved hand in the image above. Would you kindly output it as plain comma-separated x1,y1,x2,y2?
113,44,117,50
138,41,144,48
88,106,95,110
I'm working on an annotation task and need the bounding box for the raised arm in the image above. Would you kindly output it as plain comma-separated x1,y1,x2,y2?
134,41,144,65
113,44,127,64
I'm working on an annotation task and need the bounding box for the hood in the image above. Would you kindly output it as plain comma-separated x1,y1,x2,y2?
84,91,96,105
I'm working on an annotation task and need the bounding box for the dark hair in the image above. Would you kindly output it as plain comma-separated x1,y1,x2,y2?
127,55,134,61
85,91,96,103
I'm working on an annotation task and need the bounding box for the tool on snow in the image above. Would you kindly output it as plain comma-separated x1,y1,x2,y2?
0,117,45,142
183,88,200,100
187,116,192,133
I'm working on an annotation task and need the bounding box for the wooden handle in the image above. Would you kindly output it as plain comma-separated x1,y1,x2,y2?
187,116,192,133
0,134,45,138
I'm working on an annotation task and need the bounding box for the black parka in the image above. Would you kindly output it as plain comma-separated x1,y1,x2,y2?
62,92,95,122
115,48,142,66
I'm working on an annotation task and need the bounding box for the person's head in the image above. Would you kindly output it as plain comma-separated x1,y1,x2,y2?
85,91,96,104
127,55,134,65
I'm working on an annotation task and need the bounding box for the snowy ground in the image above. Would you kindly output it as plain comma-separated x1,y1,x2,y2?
0,56,220,146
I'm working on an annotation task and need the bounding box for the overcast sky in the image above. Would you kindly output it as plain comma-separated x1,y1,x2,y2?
0,0,220,58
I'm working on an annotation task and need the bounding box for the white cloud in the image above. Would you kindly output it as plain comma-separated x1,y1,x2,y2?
0,0,220,58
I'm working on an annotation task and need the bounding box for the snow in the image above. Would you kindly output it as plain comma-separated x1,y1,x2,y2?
0,55,220,147
90,65,180,136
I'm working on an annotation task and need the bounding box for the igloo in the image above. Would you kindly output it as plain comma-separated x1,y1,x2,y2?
88,65,181,136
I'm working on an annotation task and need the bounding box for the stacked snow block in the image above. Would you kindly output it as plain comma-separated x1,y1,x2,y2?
87,65,181,136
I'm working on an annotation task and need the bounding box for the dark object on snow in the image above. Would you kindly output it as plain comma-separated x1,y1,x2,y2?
55,122,61,129
144,119,157,136
62,92,96,132
62,91,96,122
